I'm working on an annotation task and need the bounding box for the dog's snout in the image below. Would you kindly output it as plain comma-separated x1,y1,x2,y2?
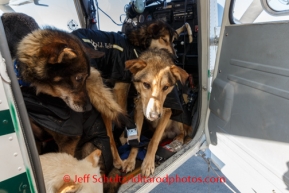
150,112,160,119
64,91,92,112
145,97,162,121
84,102,92,111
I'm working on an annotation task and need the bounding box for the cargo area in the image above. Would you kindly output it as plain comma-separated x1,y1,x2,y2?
2,0,289,192
0,0,203,192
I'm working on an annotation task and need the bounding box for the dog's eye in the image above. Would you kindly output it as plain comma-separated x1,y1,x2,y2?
75,75,83,82
162,38,168,43
143,82,150,89
163,86,169,91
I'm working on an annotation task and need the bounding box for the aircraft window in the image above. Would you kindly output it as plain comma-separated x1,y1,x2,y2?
231,0,289,24
266,0,289,12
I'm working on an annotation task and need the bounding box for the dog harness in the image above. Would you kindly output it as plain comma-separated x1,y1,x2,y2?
72,29,142,82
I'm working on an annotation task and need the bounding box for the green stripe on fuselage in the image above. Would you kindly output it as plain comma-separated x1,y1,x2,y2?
0,172,31,193
0,109,15,136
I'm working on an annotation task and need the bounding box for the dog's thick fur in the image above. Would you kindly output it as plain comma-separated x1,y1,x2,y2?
40,149,102,193
124,49,190,176
17,27,101,112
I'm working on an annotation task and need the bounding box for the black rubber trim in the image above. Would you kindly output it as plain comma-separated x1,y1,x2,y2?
229,0,236,24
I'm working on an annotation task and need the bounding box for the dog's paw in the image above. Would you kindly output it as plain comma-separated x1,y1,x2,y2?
123,158,136,173
113,159,123,169
141,157,155,177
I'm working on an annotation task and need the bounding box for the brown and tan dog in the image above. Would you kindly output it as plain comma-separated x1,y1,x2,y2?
124,48,191,177
112,20,180,170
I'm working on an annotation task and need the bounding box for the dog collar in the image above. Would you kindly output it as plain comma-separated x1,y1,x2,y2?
14,60,30,87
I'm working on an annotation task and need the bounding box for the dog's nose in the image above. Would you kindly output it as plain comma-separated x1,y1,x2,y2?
84,102,92,111
150,112,160,119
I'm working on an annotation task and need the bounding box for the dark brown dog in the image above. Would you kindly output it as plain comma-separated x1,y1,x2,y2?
17,28,98,112
16,27,127,157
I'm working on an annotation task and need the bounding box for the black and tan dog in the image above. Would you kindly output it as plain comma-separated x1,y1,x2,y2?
124,48,191,177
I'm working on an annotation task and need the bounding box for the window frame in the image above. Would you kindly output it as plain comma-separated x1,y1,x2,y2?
229,0,289,24
261,0,289,16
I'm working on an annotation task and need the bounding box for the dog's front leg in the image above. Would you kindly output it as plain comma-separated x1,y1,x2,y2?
123,97,144,173
141,108,172,177
102,114,123,169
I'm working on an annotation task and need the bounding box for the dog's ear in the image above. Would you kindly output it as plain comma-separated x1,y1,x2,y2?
170,65,189,85
58,181,81,193
83,45,105,59
85,149,101,167
147,22,162,36
41,42,77,64
125,59,147,74
53,47,77,64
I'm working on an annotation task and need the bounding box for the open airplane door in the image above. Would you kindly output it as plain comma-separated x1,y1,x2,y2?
207,0,289,192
